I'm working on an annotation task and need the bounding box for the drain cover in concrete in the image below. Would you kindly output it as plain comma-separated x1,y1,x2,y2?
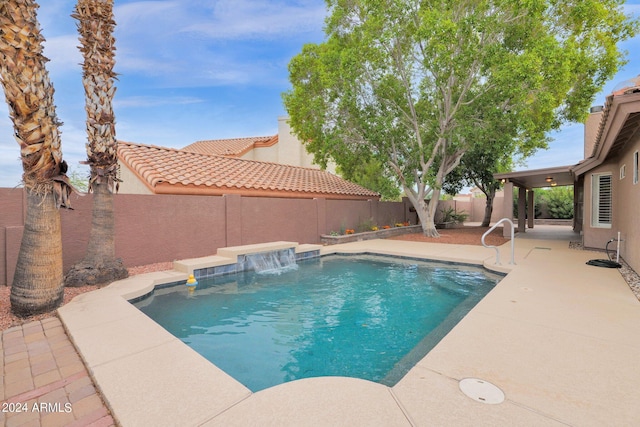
459,378,505,404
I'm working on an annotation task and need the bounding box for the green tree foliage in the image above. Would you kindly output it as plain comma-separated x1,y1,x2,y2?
338,158,401,201
541,186,574,219
283,0,637,236
68,168,89,193
444,144,516,226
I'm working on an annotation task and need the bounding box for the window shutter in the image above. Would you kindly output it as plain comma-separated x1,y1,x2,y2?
597,174,612,225
592,173,612,228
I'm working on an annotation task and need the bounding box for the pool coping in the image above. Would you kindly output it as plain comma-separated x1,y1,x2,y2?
58,238,640,426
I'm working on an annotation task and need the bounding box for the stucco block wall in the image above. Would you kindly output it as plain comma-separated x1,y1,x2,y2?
325,199,373,233
116,194,227,268
0,189,410,285
240,197,319,245
0,188,25,286
377,201,408,226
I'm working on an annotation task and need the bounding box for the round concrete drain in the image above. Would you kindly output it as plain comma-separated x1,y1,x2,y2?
459,378,505,404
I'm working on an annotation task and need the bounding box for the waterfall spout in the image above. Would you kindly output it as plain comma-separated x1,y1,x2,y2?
245,249,298,274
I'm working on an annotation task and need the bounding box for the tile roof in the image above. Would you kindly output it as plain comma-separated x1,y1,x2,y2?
117,142,380,200
182,135,278,157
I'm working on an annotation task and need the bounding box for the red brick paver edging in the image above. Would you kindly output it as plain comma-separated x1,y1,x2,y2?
2,317,115,427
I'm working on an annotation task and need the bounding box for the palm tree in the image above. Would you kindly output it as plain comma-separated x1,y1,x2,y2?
1,0,75,316
65,0,128,287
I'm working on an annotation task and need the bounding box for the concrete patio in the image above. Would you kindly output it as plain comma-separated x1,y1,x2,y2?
11,231,639,426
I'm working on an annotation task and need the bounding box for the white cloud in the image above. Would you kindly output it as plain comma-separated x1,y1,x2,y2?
182,0,327,40
519,123,585,171
114,0,325,41
115,96,204,108
110,0,326,86
43,35,83,74
624,4,640,16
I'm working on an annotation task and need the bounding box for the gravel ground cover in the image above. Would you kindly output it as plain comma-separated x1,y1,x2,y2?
388,225,509,246
0,262,173,330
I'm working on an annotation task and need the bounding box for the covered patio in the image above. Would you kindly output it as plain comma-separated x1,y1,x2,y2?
494,165,577,237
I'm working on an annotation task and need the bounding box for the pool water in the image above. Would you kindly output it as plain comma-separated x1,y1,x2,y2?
135,255,501,392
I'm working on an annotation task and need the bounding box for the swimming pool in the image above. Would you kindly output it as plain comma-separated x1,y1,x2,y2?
135,254,502,392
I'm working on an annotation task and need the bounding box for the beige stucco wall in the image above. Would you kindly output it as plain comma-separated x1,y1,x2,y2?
277,117,337,174
236,117,336,174
614,138,639,272
117,160,153,195
277,116,310,168
582,137,639,273
243,145,278,163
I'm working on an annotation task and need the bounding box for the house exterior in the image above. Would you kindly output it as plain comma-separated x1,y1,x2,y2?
182,116,337,174
116,141,379,200
496,77,640,274
572,88,640,272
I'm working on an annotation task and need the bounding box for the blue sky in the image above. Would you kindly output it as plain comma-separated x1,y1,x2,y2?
1,0,639,188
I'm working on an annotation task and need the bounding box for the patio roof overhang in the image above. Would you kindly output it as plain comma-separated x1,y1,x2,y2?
493,165,575,189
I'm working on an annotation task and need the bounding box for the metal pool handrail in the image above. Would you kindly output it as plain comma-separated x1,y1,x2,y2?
482,218,515,265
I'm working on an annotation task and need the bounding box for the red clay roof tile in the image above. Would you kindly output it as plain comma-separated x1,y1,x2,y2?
117,142,379,200
182,135,278,157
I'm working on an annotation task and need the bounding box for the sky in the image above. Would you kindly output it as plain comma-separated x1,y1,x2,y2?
1,0,639,188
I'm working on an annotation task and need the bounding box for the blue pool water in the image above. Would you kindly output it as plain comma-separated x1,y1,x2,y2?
135,255,502,392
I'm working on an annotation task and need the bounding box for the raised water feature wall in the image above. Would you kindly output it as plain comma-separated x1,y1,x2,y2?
241,248,297,273
174,242,321,280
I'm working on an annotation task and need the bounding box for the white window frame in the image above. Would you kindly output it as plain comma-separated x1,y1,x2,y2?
620,164,626,179
591,173,612,228
634,151,639,185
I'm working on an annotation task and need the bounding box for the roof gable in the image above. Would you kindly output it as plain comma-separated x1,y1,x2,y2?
182,135,278,157
117,142,379,200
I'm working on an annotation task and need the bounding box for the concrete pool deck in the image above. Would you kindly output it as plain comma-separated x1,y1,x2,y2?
55,235,640,426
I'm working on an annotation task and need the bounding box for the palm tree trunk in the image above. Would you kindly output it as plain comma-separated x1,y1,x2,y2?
65,180,127,286
65,0,127,287
10,190,64,317
1,0,71,316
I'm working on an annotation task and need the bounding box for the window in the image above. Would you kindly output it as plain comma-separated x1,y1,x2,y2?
591,173,612,228
620,164,626,179
634,151,639,185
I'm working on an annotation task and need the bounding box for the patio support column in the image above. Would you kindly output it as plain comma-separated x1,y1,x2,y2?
502,180,514,238
528,190,535,229
518,187,526,233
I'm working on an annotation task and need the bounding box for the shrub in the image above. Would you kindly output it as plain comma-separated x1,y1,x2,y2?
439,206,467,223
543,187,574,219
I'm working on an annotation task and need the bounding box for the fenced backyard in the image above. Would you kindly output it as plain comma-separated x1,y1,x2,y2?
0,188,514,286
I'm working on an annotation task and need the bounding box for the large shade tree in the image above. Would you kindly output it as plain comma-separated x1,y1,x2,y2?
443,145,514,227
1,0,75,316
443,103,542,227
65,0,128,287
284,0,637,236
